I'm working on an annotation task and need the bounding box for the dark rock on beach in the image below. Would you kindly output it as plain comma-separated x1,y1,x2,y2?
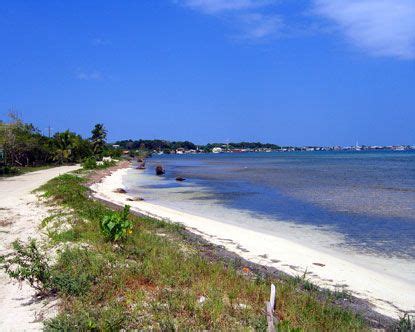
155,165,165,175
176,177,186,181
126,197,144,202
114,188,127,194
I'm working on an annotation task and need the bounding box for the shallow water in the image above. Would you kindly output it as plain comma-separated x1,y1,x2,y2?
124,151,415,260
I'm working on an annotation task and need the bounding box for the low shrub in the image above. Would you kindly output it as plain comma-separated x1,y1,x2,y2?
81,157,98,170
0,165,20,176
102,159,116,168
82,157,116,170
0,239,52,294
100,205,133,242
0,239,106,297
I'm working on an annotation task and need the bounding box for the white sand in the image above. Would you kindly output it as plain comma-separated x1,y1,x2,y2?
92,167,415,319
0,166,80,331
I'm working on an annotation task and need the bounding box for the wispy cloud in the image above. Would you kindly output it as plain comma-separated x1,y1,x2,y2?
177,0,281,39
177,0,415,59
238,13,283,39
313,0,415,59
179,0,272,14
92,38,111,46
76,71,102,81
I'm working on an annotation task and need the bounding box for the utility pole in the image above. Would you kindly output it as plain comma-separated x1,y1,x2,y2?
45,126,52,138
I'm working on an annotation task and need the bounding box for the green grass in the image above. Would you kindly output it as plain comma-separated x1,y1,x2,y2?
37,173,367,331
17,165,56,174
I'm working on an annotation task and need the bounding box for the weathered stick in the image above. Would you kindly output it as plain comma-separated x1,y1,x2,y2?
270,283,276,309
266,284,277,332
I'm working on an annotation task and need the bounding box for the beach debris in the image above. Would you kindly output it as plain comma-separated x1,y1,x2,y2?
176,177,186,181
126,197,144,202
136,162,146,170
114,188,127,194
242,266,251,274
312,262,325,267
237,303,250,310
198,296,206,304
155,165,165,175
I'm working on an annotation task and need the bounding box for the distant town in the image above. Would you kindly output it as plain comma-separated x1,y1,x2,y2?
113,139,415,155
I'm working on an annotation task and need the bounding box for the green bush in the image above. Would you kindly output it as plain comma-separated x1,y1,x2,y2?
100,205,132,242
82,157,116,170
0,165,20,176
102,159,116,168
0,239,52,294
0,240,106,297
82,157,98,170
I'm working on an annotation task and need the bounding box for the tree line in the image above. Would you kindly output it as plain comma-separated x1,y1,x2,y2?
114,139,197,153
115,139,281,152
0,113,113,172
204,142,281,150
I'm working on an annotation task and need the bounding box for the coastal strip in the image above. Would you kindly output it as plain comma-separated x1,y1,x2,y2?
90,166,415,320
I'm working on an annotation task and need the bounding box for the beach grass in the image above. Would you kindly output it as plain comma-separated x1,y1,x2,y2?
0,164,56,177
36,172,367,330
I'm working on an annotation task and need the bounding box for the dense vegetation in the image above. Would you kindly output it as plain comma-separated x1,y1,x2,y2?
114,139,197,152
115,139,281,153
205,142,281,150
0,113,118,175
0,171,370,330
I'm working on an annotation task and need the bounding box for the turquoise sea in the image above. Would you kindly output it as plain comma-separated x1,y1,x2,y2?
124,151,415,260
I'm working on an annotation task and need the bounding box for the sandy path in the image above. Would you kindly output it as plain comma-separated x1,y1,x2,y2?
0,166,79,331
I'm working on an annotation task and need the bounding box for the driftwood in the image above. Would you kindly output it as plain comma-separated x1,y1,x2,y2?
266,284,278,332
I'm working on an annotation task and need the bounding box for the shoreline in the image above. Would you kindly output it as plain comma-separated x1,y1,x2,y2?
91,165,415,320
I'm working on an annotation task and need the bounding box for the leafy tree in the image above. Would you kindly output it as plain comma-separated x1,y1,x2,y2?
90,123,107,156
1,113,53,166
52,131,84,164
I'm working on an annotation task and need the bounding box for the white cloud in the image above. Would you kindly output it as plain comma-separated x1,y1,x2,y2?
180,0,271,14
178,0,281,39
238,13,283,39
76,71,102,81
313,0,415,59
92,38,111,46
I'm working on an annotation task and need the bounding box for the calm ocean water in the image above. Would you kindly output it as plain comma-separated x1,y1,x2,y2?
124,151,415,259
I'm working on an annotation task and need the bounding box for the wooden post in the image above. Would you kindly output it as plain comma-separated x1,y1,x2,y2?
266,284,278,332
270,284,276,310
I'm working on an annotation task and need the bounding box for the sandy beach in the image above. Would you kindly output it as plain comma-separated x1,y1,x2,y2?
0,166,80,331
92,166,415,319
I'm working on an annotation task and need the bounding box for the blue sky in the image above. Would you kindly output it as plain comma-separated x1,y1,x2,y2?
0,0,414,146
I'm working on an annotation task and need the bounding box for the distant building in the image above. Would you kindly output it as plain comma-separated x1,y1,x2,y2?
212,147,222,153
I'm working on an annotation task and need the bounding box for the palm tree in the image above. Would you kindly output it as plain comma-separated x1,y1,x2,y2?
53,131,78,164
90,124,107,156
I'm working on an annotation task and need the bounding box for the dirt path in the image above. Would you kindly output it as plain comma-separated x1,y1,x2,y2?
0,166,79,331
